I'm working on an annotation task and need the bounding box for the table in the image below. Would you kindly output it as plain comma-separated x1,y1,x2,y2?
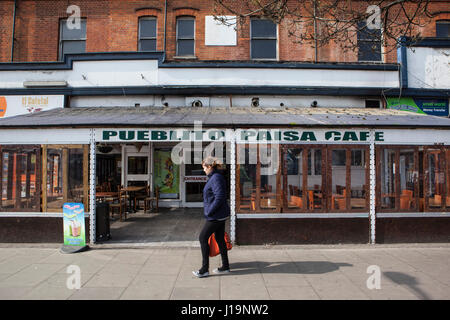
96,192,117,201
122,186,146,212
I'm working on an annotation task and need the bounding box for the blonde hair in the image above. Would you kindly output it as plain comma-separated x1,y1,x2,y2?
202,156,222,170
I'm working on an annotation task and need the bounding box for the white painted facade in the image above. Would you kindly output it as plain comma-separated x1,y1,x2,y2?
0,59,398,90
70,94,370,108
407,47,450,89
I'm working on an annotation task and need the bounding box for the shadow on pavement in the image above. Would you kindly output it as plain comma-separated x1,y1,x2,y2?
383,271,430,299
229,261,353,275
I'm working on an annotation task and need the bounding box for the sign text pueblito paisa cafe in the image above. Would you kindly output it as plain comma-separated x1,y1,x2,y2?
99,129,385,143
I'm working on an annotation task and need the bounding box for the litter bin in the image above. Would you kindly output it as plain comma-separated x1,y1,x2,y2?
96,202,111,241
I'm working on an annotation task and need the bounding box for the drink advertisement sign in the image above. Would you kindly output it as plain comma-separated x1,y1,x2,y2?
63,203,86,247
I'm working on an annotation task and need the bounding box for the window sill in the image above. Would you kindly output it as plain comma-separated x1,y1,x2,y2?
173,55,198,60
251,58,278,61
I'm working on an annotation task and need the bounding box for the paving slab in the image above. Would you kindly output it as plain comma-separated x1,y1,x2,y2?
0,243,448,300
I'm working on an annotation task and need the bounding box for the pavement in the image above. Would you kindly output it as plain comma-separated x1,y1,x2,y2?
0,242,448,300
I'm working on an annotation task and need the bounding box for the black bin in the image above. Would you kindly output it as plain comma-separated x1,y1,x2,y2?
96,202,111,241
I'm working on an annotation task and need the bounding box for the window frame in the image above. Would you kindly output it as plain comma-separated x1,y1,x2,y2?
376,145,423,213
423,146,448,212
356,20,382,62
42,145,90,213
436,20,450,38
58,18,87,61
176,16,196,57
327,145,370,213
236,144,370,214
138,16,157,52
250,18,278,60
0,145,41,212
236,144,281,213
282,145,327,213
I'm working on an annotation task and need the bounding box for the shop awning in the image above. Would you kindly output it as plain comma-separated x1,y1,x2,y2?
0,106,449,128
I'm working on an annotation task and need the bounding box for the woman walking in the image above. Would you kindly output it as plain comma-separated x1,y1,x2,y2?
193,156,230,278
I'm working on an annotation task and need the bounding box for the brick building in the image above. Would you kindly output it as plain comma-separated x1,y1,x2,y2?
0,0,449,245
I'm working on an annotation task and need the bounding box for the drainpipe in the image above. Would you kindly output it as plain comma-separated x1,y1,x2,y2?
313,0,318,63
163,0,167,62
11,0,17,62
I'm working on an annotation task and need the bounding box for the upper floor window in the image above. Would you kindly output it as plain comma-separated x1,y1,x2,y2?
138,17,157,51
250,18,277,60
357,21,381,62
436,20,450,38
176,17,195,57
59,19,86,60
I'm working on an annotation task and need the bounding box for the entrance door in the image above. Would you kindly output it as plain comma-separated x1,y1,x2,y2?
183,160,207,207
125,152,149,187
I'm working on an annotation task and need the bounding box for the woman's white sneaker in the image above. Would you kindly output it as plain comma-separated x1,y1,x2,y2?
192,270,209,278
213,267,230,274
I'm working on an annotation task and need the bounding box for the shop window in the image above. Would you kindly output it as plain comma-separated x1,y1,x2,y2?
128,156,148,175
376,146,426,212
138,17,157,51
350,149,368,210
357,20,381,62
251,18,277,60
330,148,349,211
236,144,279,212
59,18,86,60
379,148,397,210
176,16,195,56
436,20,450,38
445,148,450,210
329,147,369,212
425,148,446,211
238,144,368,213
365,100,380,108
44,145,89,212
284,148,305,211
307,148,325,210
0,146,40,212
399,149,418,211
260,145,279,211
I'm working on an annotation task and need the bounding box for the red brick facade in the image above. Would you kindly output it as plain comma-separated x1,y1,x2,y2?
0,0,449,63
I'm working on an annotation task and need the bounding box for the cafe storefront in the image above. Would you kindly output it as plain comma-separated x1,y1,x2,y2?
0,107,449,244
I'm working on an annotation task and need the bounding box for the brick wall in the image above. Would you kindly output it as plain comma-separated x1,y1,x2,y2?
0,0,14,62
1,0,448,63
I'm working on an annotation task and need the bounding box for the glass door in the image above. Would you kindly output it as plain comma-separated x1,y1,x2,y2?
182,152,207,207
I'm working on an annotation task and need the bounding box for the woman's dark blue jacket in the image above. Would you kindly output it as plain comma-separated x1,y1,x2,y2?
203,169,230,221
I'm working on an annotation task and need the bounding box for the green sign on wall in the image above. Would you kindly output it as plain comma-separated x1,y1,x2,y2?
386,97,449,117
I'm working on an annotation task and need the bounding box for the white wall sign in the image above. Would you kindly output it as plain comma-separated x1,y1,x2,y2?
0,95,64,118
205,16,237,46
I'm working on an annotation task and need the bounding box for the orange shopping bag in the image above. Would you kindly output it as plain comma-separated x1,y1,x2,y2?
209,232,232,257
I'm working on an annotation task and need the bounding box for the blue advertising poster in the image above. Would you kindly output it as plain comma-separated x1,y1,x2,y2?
63,203,86,246
387,98,449,117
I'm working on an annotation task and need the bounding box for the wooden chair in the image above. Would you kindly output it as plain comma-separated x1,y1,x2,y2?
431,194,442,207
134,184,149,211
109,186,128,221
239,197,252,210
144,186,160,213
336,198,346,210
288,195,303,209
400,190,414,210
401,189,413,198
308,190,322,210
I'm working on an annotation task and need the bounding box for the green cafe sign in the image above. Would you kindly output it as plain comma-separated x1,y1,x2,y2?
99,129,385,143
